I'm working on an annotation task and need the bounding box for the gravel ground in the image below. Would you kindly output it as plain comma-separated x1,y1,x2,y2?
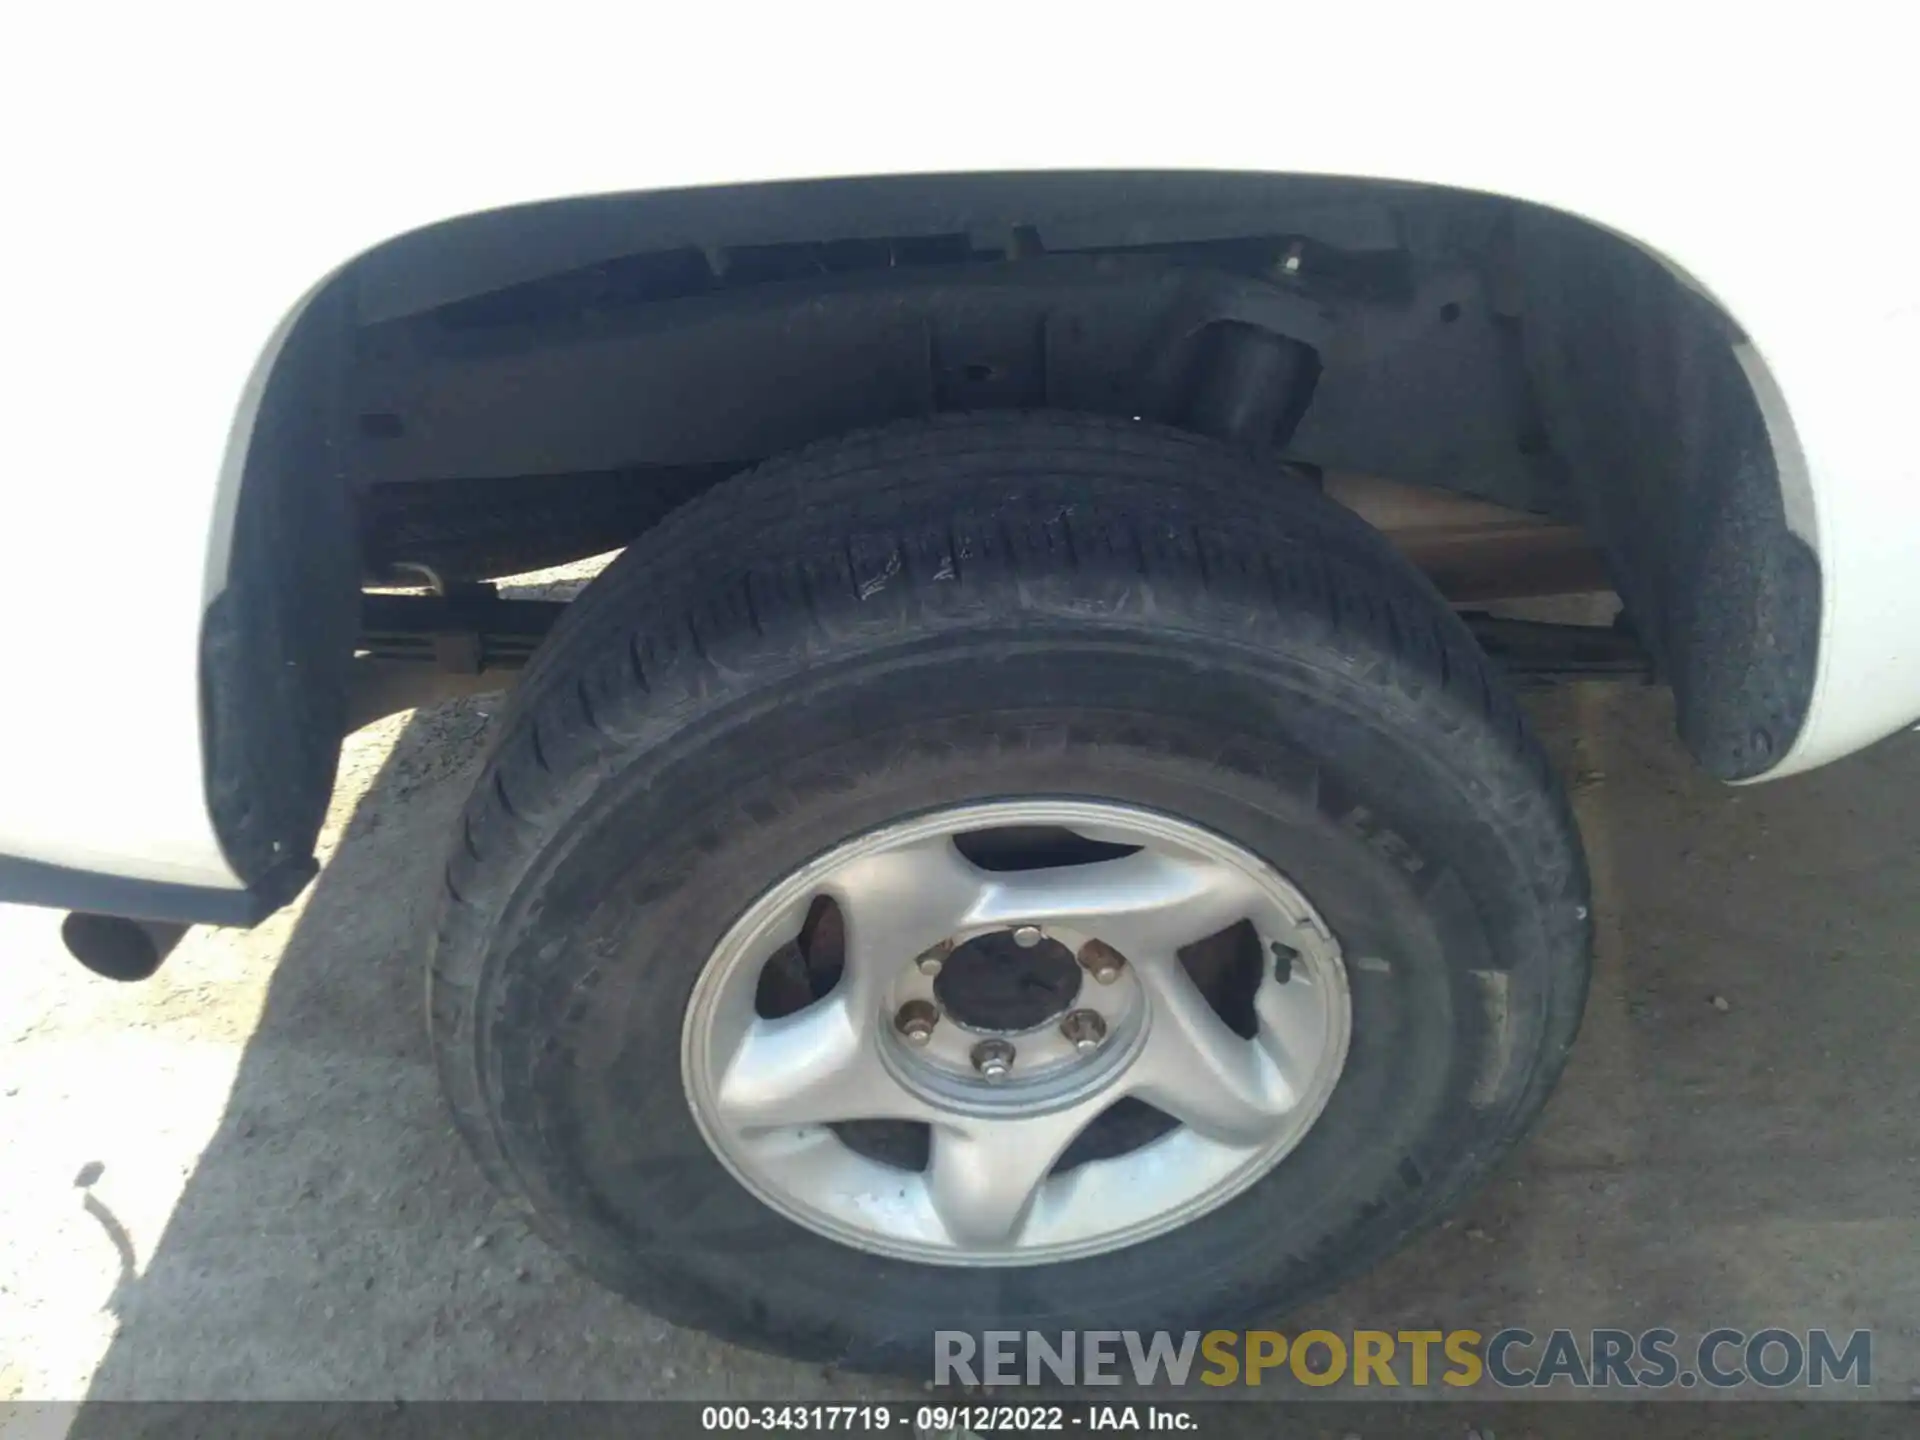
4,646,1919,1408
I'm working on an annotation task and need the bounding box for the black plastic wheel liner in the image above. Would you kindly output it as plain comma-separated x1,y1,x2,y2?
1516,208,1820,781
200,278,359,894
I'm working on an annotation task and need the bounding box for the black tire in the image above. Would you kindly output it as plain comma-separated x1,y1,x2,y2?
428,413,1590,1371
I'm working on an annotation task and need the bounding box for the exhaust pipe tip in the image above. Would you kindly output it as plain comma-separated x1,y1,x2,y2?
61,913,190,982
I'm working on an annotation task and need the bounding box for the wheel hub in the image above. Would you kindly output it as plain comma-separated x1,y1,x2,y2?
932,929,1082,1033
882,921,1147,1102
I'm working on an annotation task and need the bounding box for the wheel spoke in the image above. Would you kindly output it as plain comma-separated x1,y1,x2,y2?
716,989,931,1132
925,1100,1108,1248
962,850,1262,956
1254,967,1342,1101
1125,956,1297,1145
825,835,992,985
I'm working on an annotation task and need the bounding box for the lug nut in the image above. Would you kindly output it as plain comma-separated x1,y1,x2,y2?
1060,1009,1107,1051
916,942,950,977
1012,925,1042,949
1078,939,1127,985
895,1000,939,1046
971,1038,1016,1081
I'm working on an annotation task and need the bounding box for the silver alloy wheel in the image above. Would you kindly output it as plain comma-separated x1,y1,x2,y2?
681,800,1352,1266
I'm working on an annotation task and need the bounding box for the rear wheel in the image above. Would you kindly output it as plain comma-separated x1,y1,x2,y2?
429,414,1590,1370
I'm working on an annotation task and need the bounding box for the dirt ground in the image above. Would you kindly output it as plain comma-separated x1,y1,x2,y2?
3,668,1918,1409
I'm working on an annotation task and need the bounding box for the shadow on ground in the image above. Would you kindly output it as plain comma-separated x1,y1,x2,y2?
65,683,1920,1409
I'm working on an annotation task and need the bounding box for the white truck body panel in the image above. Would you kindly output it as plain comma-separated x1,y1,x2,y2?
2,5,1914,891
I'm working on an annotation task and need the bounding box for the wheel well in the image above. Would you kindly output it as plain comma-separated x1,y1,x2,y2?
206,170,1820,876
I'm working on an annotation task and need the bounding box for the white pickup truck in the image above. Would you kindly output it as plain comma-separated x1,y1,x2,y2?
3,6,1913,1370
